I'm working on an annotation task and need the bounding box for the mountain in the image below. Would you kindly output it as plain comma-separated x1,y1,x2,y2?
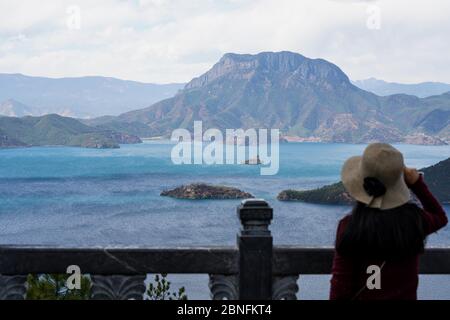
0,73,185,118
277,158,450,204
0,99,39,117
0,127,27,147
414,94,450,141
353,78,450,98
99,51,450,144
81,116,156,138
0,114,141,148
420,158,450,202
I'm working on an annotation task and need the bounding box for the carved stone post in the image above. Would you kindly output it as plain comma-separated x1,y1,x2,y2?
0,275,27,300
272,275,299,300
90,275,146,300
237,199,273,300
208,274,238,300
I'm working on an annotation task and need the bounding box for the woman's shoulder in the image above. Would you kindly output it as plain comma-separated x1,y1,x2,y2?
338,213,352,225
336,213,352,236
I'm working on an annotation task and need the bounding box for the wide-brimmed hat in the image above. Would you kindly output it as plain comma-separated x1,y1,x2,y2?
341,143,410,210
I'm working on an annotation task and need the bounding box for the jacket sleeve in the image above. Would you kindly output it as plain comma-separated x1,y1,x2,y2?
330,218,355,300
409,175,448,235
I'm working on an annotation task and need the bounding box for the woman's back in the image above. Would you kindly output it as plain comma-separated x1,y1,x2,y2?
331,215,420,300
330,143,448,300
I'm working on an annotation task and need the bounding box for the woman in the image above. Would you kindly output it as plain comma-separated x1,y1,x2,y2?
330,143,447,300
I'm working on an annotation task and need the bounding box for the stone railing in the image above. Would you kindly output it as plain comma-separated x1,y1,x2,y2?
0,199,449,300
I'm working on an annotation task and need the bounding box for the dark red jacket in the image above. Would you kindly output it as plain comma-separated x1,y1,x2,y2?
330,176,448,300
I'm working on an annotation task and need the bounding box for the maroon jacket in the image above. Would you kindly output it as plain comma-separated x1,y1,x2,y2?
330,176,448,300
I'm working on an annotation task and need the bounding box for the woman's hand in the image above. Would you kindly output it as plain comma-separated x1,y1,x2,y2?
404,167,420,186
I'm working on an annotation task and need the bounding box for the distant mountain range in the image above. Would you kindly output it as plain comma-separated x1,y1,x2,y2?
2,51,450,146
0,73,184,118
0,114,141,148
277,157,450,204
0,99,35,117
91,51,450,144
353,78,450,98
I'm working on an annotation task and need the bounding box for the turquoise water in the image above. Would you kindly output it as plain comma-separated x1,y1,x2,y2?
0,142,449,299
0,141,448,246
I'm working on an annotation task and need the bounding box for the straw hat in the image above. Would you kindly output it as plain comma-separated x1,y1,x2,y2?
341,143,410,210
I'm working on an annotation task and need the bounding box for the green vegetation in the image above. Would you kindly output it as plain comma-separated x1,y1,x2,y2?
421,157,450,203
0,114,141,148
26,274,91,300
277,157,450,205
82,116,156,138
25,273,188,300
161,183,254,199
277,182,352,205
146,274,187,300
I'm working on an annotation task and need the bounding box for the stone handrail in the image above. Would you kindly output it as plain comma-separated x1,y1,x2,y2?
0,199,449,300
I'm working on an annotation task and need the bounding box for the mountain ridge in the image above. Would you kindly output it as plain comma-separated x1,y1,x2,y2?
0,99,37,117
0,114,142,148
101,51,449,144
353,77,450,98
3,52,450,145
0,73,185,118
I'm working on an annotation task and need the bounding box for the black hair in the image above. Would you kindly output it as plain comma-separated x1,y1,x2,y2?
336,202,426,260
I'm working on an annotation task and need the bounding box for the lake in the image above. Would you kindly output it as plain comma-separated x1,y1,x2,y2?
0,142,449,299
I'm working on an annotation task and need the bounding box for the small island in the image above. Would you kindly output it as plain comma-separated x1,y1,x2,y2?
242,155,263,165
161,183,254,200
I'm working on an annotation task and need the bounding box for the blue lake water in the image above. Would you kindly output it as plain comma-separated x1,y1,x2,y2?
0,142,449,299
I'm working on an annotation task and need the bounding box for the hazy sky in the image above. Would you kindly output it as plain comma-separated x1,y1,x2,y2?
0,0,449,84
